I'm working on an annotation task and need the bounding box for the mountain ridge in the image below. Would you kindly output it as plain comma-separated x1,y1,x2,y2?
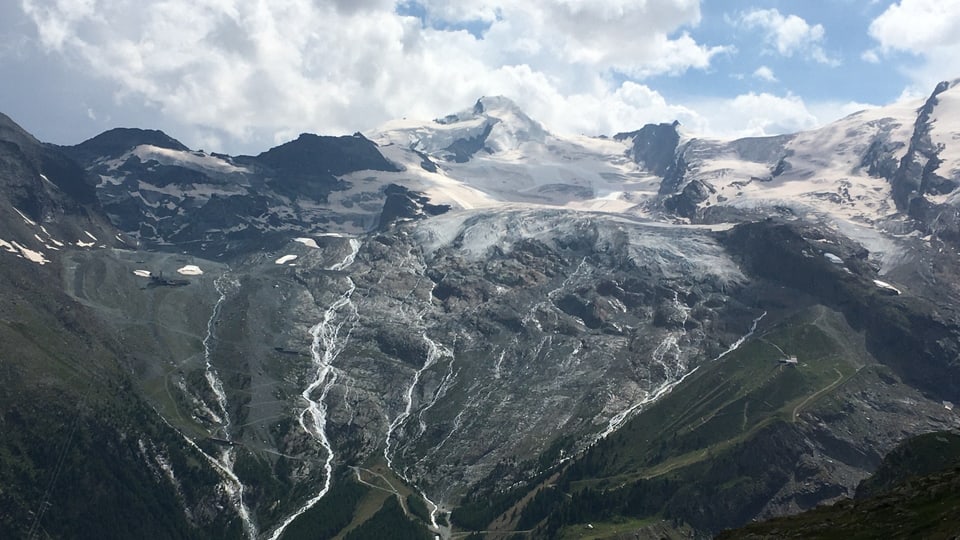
1,80,959,539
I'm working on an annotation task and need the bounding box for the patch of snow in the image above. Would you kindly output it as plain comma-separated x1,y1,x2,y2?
275,254,298,264
10,241,49,264
137,181,244,201
294,238,320,249
873,279,901,295
824,253,844,265
177,265,203,275
84,230,98,241
928,82,960,180
133,270,152,278
12,207,36,226
76,240,95,248
132,145,250,174
0,238,16,253
97,173,126,187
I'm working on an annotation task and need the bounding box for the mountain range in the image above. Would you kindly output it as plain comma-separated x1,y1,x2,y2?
1,79,959,539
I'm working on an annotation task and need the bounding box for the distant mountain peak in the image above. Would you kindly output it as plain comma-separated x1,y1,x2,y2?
65,127,189,165
473,95,522,114
420,95,549,160
436,96,545,134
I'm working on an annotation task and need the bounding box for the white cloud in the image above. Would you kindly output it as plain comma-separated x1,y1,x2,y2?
737,8,838,66
693,92,820,138
869,0,960,53
861,49,880,64
13,0,877,155
753,65,777,82
16,0,732,153
808,100,879,123
867,0,960,97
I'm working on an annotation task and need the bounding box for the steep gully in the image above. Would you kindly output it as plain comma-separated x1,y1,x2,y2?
384,280,455,538
268,239,362,540
160,274,258,539
597,310,767,441
203,275,258,539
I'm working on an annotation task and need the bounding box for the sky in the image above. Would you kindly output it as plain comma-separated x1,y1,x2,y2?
1,0,959,155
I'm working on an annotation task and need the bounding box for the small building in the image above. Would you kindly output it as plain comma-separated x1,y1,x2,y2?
780,355,798,365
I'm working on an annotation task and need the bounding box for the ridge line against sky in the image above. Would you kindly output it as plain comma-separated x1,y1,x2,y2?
1,0,958,155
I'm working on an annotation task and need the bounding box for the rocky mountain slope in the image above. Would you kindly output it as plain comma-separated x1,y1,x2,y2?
717,430,960,539
2,80,960,539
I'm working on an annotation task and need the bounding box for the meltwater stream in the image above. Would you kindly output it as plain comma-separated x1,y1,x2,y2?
268,239,361,540
176,273,258,539
597,310,767,441
204,276,236,436
384,329,454,537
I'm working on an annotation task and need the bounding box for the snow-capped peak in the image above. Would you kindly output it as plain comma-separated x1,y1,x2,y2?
370,96,549,159
437,96,548,154
364,95,656,212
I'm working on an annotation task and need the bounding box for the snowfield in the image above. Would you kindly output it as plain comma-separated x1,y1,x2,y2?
361,88,959,239
177,265,203,275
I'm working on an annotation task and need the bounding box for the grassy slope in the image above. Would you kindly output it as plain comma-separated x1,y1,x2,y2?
515,305,873,536
569,306,861,486
0,256,240,539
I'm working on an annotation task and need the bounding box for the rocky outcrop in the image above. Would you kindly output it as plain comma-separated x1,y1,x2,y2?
377,184,451,230
614,121,681,177
443,122,495,163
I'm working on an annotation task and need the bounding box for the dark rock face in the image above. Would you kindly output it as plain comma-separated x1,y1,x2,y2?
250,132,398,177
0,113,98,207
0,114,114,254
663,177,709,218
377,184,450,230
860,133,905,181
614,121,681,177
414,149,439,172
443,122,495,163
658,153,688,196
891,81,951,211
243,132,400,202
